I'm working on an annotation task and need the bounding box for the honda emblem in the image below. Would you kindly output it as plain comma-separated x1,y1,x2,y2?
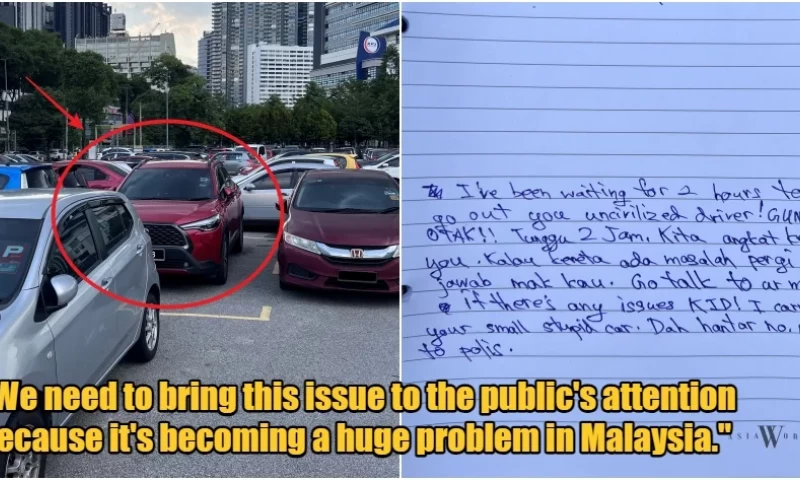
350,248,364,259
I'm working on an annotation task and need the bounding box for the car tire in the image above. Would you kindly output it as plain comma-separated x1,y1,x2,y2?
232,215,244,254
213,234,229,285
128,291,160,363
1,410,47,478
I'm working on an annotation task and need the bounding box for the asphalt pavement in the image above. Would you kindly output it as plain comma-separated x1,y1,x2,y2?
48,227,400,478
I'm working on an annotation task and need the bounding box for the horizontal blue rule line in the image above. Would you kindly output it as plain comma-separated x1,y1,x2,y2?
403,376,800,382
403,420,800,428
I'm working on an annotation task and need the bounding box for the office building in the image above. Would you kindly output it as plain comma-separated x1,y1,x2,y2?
197,31,213,86
0,2,46,30
310,2,399,91
76,33,176,77
54,2,111,49
208,2,313,106
245,43,313,107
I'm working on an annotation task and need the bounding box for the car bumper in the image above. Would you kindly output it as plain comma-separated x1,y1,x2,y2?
277,242,400,293
153,246,219,275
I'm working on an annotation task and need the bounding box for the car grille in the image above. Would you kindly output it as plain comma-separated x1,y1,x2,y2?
322,256,392,267
144,224,187,247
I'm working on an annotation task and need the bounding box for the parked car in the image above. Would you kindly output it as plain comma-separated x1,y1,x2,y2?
364,154,399,182
116,159,245,285
234,144,273,160
145,152,192,160
53,160,130,190
360,150,397,167
334,147,356,156
276,169,399,293
272,149,306,159
49,149,67,161
300,153,360,169
115,155,155,169
262,156,339,174
0,189,161,478
236,162,338,223
215,151,258,176
100,151,134,161
101,147,133,156
0,164,58,190
4,154,36,164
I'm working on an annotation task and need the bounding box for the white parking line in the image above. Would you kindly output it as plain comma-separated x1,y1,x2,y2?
273,263,279,275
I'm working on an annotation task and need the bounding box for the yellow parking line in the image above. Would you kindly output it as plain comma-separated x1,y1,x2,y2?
162,306,271,322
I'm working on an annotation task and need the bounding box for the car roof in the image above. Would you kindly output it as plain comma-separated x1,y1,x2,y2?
302,169,391,180
137,159,209,169
0,189,127,220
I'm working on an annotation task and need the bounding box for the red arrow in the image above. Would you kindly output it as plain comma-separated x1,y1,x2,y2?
25,77,83,130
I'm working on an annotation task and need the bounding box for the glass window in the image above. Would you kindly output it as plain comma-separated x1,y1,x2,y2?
252,171,293,190
386,157,399,168
104,163,130,177
76,166,108,181
293,175,399,213
118,168,214,201
46,210,100,282
0,219,42,308
24,169,55,189
215,166,226,193
90,204,132,255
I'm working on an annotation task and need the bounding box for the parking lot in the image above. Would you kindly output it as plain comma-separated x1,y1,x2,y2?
47,227,400,478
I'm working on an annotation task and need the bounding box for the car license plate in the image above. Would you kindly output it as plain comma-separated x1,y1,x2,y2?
338,271,377,283
152,249,165,262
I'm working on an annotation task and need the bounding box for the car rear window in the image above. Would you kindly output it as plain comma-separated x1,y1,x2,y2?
0,219,42,308
118,167,214,201
293,176,400,213
24,169,56,188
104,163,130,177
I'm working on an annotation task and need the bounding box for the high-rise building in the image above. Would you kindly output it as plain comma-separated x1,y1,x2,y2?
311,2,399,91
75,33,176,77
245,43,313,107
0,2,46,31
54,2,111,49
208,2,313,106
110,12,125,34
197,31,212,86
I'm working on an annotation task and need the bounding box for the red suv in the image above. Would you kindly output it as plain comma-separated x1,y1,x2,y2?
117,159,245,284
53,159,130,190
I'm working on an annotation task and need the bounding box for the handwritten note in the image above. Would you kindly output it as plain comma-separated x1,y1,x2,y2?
402,2,800,477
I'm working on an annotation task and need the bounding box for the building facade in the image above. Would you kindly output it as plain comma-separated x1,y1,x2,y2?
75,33,176,77
54,2,111,48
310,2,399,91
208,2,313,106
197,31,213,86
0,2,46,31
245,43,313,107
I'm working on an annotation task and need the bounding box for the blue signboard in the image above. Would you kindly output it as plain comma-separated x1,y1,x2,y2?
355,31,387,80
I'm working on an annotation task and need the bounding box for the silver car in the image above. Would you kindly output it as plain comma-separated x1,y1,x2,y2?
0,189,161,478
236,162,338,222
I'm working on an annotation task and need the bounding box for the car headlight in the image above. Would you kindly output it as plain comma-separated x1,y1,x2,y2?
180,214,221,231
284,232,321,255
393,246,400,258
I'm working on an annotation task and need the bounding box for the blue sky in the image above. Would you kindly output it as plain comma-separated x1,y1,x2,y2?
108,2,211,66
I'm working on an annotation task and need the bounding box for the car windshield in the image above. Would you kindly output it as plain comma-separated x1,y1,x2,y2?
293,176,400,213
104,163,130,177
119,168,214,201
0,219,42,308
374,151,397,163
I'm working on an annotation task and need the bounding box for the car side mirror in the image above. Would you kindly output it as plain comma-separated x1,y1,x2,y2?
50,274,78,308
224,186,235,196
243,183,255,192
275,199,288,211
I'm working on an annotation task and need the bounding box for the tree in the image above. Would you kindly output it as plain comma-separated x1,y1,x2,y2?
328,79,376,145
143,54,193,90
259,95,293,143
8,92,64,150
60,50,119,137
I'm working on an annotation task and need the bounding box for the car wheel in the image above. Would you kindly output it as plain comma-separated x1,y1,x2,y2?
232,214,244,254
213,234,229,285
128,291,160,363
2,411,47,478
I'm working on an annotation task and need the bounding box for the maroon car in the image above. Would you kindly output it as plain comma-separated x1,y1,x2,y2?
53,159,130,190
276,169,399,293
117,159,245,284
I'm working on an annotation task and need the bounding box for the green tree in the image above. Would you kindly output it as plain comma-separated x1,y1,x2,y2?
328,79,375,145
143,54,193,90
8,92,64,150
260,95,293,144
60,50,119,137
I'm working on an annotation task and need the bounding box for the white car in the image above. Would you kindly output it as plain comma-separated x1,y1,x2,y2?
364,154,399,181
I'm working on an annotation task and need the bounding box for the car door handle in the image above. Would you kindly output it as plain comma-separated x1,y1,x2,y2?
136,244,144,256
100,277,112,287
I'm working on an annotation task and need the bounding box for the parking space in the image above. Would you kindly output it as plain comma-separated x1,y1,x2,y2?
48,227,400,478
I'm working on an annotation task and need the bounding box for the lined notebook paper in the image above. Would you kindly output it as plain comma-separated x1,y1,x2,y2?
401,2,800,477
